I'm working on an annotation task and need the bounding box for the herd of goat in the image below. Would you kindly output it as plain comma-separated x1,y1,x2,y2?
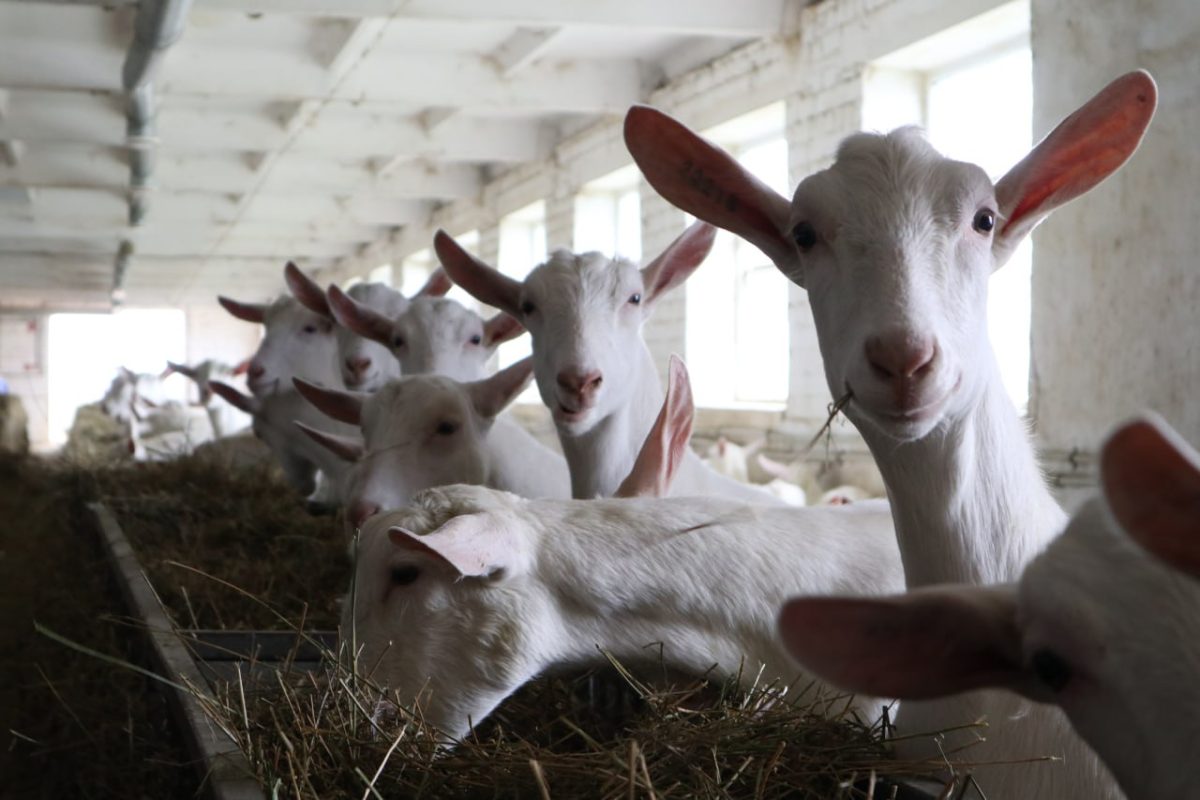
88,70,1199,800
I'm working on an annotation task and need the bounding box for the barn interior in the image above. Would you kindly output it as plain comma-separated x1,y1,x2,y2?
0,0,1196,797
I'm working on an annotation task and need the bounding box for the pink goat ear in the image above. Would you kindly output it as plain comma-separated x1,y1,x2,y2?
778,585,1025,701
617,354,694,498
467,357,533,420
414,267,453,298
292,378,364,426
294,422,363,463
218,296,267,324
284,261,333,318
388,513,523,579
1102,415,1200,578
434,229,524,317
208,381,258,414
994,70,1157,265
624,105,798,281
640,221,716,304
327,284,394,346
482,313,525,347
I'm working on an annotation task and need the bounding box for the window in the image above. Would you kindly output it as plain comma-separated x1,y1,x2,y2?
368,263,393,286
574,164,641,262
497,202,546,374
685,102,790,408
47,309,187,444
864,0,1032,411
400,238,480,311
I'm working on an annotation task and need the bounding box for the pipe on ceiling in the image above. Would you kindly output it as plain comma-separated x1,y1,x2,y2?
114,0,194,298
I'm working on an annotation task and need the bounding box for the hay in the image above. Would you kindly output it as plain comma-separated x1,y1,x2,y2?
0,454,194,797
198,650,956,800
58,450,350,629
0,392,30,455
61,401,134,465
23,454,972,798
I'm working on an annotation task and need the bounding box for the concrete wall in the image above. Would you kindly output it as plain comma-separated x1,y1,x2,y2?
1029,0,1200,464
0,313,48,449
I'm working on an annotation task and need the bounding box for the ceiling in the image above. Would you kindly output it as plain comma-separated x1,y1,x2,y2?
0,0,789,309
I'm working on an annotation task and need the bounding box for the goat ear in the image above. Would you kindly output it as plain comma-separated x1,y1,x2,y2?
617,354,694,498
208,381,259,414
778,586,1027,701
640,221,716,305
294,421,363,463
218,296,267,324
284,261,333,318
388,514,523,579
415,266,453,298
756,453,791,480
165,361,197,380
1102,414,1200,578
292,377,364,425
483,313,525,347
434,229,524,317
468,357,533,419
994,70,1157,267
624,106,799,283
327,284,394,346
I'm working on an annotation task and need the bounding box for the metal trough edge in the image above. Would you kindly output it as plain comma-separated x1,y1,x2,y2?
88,502,265,800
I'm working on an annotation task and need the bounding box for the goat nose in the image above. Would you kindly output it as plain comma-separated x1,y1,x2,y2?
349,501,380,528
346,356,371,376
864,333,937,381
248,363,266,380
556,368,603,397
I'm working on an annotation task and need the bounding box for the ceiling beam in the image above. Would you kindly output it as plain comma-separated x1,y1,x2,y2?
190,0,785,36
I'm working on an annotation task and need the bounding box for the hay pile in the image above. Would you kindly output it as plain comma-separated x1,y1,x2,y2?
199,652,954,800
62,401,133,464
0,454,194,797
0,392,30,455
62,449,350,629
35,455,969,798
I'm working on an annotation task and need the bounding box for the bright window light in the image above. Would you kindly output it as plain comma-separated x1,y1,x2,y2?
47,309,187,444
574,164,642,263
685,102,790,408
368,263,393,286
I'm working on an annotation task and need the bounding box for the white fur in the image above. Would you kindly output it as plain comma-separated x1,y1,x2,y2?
347,484,902,739
627,74,1156,798
243,296,342,397
338,282,408,391
344,372,570,520
440,242,782,504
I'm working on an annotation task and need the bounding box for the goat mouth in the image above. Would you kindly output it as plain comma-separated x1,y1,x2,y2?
851,375,961,426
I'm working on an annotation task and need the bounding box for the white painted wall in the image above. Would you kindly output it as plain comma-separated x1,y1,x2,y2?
1029,0,1200,463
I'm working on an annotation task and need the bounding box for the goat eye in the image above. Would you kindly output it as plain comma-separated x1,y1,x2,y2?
973,209,996,234
1031,648,1072,692
520,300,536,315
628,292,642,305
392,336,405,348
302,324,317,334
792,221,817,252
469,334,482,345
436,420,458,436
390,565,420,586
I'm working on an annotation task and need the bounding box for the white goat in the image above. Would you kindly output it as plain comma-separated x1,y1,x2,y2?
345,356,903,740
285,263,454,391
218,266,342,398
626,70,1157,799
780,414,1200,800
326,284,524,383
434,223,780,504
164,359,252,437
701,436,763,484
293,357,570,528
219,262,348,504
209,380,358,499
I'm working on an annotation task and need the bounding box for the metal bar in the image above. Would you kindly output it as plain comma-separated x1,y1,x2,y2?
88,502,265,800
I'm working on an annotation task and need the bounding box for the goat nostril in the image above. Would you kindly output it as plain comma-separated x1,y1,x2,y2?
248,364,265,379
